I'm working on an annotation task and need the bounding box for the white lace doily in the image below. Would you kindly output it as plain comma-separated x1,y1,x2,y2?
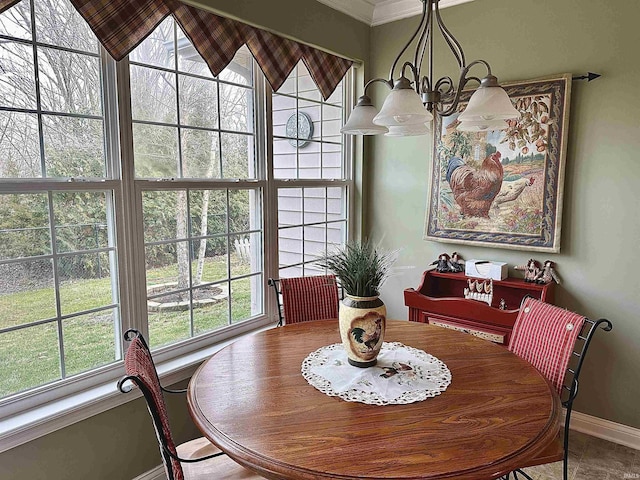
301,342,451,405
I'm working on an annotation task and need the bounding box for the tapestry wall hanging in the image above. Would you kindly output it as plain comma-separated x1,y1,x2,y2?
424,73,571,252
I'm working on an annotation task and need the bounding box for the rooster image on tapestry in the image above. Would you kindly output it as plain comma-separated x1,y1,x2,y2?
446,150,504,218
349,313,385,361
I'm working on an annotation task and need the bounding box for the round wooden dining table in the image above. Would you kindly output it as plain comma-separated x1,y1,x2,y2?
187,320,561,480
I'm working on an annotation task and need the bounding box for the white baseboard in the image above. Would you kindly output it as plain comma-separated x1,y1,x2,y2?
569,411,640,451
132,412,640,480
132,465,165,480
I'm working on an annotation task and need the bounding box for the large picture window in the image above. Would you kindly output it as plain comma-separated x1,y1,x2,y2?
0,0,352,407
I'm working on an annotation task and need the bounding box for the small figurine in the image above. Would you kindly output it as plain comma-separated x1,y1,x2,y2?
536,260,561,284
431,253,452,273
515,258,541,283
499,298,507,310
447,251,465,273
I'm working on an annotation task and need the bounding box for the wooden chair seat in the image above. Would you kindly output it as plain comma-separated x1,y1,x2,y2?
178,437,262,479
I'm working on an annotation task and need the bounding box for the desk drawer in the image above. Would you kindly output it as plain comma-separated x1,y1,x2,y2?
423,313,507,344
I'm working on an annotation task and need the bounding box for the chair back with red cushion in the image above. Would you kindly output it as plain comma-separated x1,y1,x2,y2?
508,297,586,394
279,275,339,324
119,330,184,480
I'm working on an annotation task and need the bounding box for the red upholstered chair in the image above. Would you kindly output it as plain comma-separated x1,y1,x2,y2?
118,329,262,480
501,297,612,480
268,275,340,326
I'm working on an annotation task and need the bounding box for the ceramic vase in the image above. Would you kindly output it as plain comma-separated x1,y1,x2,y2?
338,295,386,367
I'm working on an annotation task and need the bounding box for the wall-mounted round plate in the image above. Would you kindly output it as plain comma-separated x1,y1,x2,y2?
286,112,314,148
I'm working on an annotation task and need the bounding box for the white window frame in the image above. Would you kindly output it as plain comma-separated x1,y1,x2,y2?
0,6,355,452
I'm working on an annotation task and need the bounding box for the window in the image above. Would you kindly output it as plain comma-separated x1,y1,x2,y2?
0,0,120,399
129,19,263,348
0,0,352,408
273,64,350,278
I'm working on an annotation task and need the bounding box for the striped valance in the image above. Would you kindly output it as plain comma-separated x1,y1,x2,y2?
0,0,353,99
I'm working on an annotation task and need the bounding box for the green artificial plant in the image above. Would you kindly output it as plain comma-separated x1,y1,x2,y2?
322,241,396,298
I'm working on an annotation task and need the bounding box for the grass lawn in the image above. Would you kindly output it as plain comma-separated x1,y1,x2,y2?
0,254,257,398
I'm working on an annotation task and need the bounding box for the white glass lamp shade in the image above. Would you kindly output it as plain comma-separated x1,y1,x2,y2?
458,85,520,122
457,118,508,132
341,96,388,135
385,122,431,137
373,87,433,126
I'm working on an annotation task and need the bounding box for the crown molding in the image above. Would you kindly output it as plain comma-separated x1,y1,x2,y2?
315,0,376,25
314,0,477,26
372,0,476,26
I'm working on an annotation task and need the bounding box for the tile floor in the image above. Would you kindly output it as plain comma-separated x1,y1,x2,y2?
522,431,639,480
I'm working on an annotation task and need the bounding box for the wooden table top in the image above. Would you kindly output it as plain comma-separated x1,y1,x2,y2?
188,320,561,480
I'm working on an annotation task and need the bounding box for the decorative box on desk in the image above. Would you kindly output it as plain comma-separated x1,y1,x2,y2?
404,270,555,345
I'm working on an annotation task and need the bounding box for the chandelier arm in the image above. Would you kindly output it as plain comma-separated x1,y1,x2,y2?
364,77,394,94
389,0,428,81
466,59,493,76
414,0,433,77
400,61,421,93
434,0,465,69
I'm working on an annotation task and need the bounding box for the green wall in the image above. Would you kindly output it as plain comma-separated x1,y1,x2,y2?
369,0,640,428
0,2,369,479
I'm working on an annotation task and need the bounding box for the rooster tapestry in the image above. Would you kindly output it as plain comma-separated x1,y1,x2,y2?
425,74,571,252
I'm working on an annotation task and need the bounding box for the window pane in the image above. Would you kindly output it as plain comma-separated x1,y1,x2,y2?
322,104,342,143
38,47,101,115
58,252,115,316
146,243,180,291
34,0,98,53
278,226,302,268
273,137,297,179
143,190,184,243
0,193,51,259
0,41,37,109
62,309,118,376
230,275,259,323
189,190,226,237
228,189,251,233
148,293,191,348
43,115,105,178
130,65,177,123
221,133,253,179
298,143,321,179
129,17,175,69
0,111,41,178
219,84,253,133
190,239,228,284
193,285,229,334
133,123,178,178
181,128,220,178
0,259,56,326
179,75,218,129
0,0,32,40
230,232,261,277
303,187,326,224
0,322,60,397
53,191,109,253
278,188,302,226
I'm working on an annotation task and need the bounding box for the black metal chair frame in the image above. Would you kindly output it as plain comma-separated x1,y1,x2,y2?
117,329,224,480
502,300,613,480
267,278,285,327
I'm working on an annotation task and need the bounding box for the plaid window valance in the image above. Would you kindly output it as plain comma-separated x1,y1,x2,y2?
0,0,353,99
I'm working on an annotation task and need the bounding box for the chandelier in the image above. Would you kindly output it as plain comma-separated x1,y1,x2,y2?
341,0,520,137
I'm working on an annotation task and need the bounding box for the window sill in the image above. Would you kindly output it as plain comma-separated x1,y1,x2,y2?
0,321,274,454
